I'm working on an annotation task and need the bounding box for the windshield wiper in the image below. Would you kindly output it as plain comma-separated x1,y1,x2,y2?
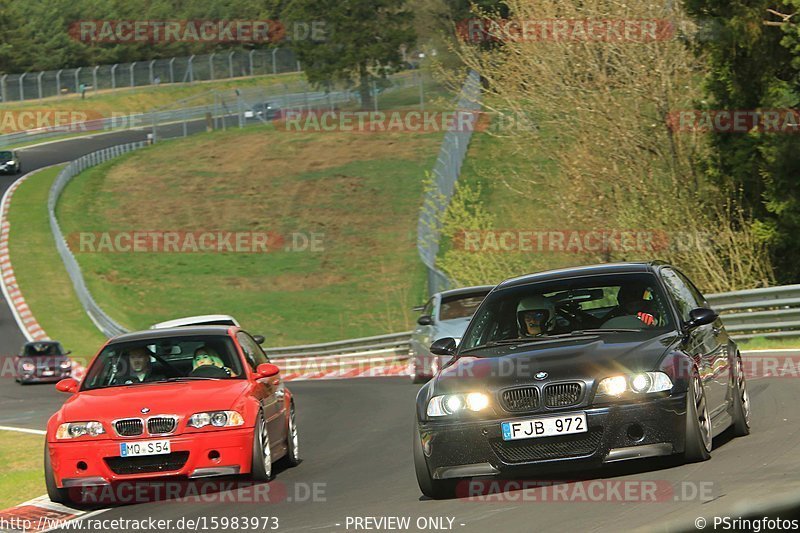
460,335,573,354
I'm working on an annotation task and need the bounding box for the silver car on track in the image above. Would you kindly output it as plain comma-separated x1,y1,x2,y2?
410,285,494,383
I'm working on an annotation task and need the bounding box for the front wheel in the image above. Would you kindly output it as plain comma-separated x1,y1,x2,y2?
44,444,72,505
413,427,457,499
250,411,273,481
683,370,712,462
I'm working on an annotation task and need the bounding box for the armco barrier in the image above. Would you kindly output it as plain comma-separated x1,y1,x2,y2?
707,285,800,340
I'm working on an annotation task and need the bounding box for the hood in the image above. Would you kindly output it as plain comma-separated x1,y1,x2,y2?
434,331,680,393
60,379,251,422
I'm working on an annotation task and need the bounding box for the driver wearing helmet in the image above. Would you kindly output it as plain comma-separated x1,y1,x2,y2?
192,346,236,377
517,295,556,337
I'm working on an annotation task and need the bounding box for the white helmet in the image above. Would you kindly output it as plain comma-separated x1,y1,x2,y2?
517,296,556,335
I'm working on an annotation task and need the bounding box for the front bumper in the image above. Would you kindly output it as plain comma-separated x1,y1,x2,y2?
418,394,687,479
18,370,71,383
49,427,255,488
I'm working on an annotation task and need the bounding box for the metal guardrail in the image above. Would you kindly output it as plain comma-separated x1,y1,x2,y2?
263,331,412,358
707,285,800,340
417,70,482,296
49,142,149,337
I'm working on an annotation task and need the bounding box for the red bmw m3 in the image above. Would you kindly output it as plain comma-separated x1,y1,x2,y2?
44,326,300,505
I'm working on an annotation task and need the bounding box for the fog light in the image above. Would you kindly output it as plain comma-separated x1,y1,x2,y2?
466,392,489,412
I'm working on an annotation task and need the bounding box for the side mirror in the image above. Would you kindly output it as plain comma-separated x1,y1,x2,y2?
252,335,265,345
685,308,719,330
55,378,79,393
255,363,280,379
417,315,433,326
64,350,72,355
430,337,457,356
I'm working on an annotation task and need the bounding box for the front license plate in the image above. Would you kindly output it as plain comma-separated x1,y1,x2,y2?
120,439,171,457
501,413,588,441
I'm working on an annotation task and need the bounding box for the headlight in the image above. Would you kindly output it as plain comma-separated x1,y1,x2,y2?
56,421,105,439
21,362,35,372
597,372,673,397
59,360,72,369
426,393,490,417
188,410,244,428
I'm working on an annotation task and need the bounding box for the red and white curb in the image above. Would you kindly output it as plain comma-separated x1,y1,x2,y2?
0,169,53,343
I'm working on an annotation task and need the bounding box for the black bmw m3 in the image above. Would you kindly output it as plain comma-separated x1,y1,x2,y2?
413,262,751,499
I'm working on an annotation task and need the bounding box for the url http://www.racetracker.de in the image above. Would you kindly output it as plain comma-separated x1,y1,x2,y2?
0,515,281,532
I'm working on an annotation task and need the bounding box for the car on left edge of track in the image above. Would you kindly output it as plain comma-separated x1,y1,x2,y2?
44,325,300,505
14,341,72,384
0,150,21,174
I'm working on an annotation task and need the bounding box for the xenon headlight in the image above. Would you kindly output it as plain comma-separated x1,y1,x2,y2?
188,410,244,428
56,421,105,439
426,392,490,417
597,372,673,397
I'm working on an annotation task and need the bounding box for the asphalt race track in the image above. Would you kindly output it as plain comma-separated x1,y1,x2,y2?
1,129,799,532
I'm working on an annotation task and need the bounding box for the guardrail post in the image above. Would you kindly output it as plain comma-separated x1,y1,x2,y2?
228,51,235,79
37,72,44,99
92,66,99,93
169,57,175,83
129,62,136,87
18,73,26,101
188,55,194,83
149,60,156,85
209,53,215,80
56,69,63,97
249,50,255,76
110,64,117,89
74,67,81,94
272,48,278,75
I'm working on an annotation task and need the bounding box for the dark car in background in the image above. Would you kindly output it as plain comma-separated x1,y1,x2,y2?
410,285,494,383
15,341,72,384
0,150,21,174
413,262,751,498
244,102,281,122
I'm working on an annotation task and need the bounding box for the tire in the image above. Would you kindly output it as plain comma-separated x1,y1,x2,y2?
731,354,751,437
44,443,72,505
683,369,712,462
278,402,301,467
250,411,273,481
413,427,457,499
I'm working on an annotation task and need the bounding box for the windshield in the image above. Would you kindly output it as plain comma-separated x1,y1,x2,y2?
81,335,244,390
23,343,63,356
460,273,674,353
0,151,13,162
439,291,490,321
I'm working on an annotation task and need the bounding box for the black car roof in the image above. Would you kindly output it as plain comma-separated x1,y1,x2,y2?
497,261,668,289
23,340,61,346
110,325,236,344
